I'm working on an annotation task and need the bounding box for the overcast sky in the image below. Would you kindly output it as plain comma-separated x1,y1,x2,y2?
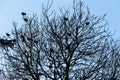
0,0,119,39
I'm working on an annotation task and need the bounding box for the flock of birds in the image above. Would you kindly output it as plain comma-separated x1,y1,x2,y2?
0,12,28,50
0,12,90,50
21,12,29,22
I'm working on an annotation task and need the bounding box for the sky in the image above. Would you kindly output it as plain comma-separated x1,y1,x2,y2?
0,0,120,39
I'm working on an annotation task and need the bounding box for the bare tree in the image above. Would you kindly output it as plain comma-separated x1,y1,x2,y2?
3,15,45,80
40,0,112,80
1,0,120,80
98,40,120,80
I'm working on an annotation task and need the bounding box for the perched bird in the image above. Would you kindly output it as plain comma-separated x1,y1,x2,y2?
6,33,10,37
67,32,71,36
64,17,68,21
0,39,11,46
21,12,26,16
86,22,90,25
23,18,28,22
50,48,54,52
27,37,32,41
48,64,53,69
34,40,38,43
20,35,25,42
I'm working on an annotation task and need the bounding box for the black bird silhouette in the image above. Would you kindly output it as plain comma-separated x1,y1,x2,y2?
0,39,11,46
67,32,71,36
21,12,26,16
20,35,25,41
64,17,68,21
86,22,90,25
27,37,32,41
50,48,54,52
23,18,28,22
34,40,38,43
48,64,53,69
6,33,10,37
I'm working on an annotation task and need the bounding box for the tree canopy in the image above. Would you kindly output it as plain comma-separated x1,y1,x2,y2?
0,0,120,80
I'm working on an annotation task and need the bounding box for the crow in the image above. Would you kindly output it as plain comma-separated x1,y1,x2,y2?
50,48,54,52
86,22,90,25
0,39,11,46
67,32,71,36
6,33,10,37
34,40,38,43
21,12,26,16
48,64,53,69
64,17,68,21
23,18,28,22
27,37,32,41
20,35,25,42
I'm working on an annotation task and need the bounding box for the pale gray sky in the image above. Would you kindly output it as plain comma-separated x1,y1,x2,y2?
0,0,119,39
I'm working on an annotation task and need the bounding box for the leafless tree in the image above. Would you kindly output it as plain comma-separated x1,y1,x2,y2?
97,40,120,80
1,0,120,80
3,15,45,80
38,0,119,80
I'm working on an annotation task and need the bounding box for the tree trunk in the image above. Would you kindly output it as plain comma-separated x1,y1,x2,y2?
65,62,70,80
